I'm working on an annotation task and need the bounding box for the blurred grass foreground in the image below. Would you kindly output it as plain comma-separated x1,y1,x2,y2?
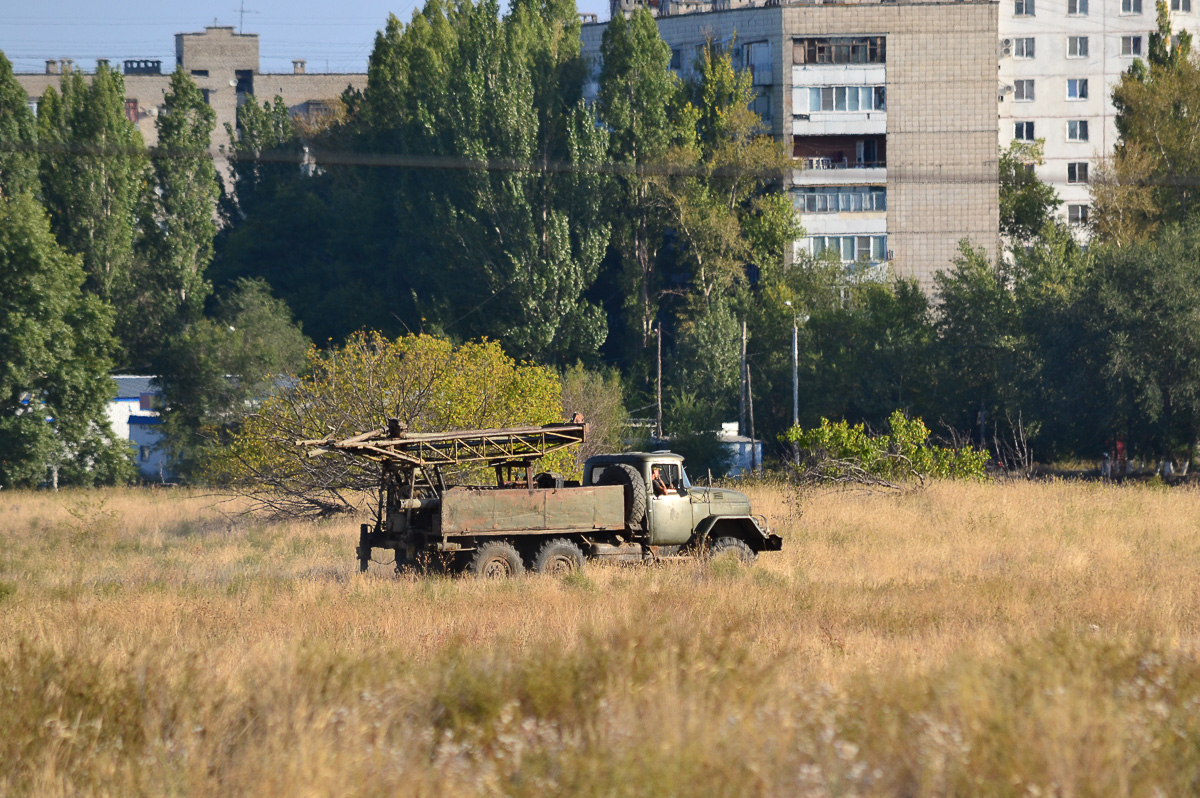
3,480,1200,796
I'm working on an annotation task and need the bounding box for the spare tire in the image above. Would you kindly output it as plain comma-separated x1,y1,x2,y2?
597,463,647,529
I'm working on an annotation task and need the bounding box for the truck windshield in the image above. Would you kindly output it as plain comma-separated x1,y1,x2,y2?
680,467,691,488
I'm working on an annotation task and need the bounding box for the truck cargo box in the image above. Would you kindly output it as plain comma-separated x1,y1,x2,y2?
440,485,625,536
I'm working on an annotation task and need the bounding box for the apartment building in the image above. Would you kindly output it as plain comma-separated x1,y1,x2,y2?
998,0,1200,230
583,0,1001,290
16,26,367,159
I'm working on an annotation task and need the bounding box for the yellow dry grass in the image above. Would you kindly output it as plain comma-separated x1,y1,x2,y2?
3,480,1200,796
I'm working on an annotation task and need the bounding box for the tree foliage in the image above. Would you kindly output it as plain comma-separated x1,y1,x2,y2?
1093,1,1200,244
211,333,568,516
36,64,148,306
0,193,132,487
0,53,38,200
999,140,1060,243
155,278,311,480
125,68,221,366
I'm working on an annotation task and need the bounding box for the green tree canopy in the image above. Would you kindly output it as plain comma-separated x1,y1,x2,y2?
0,192,132,487
211,332,568,517
1093,1,1199,244
0,52,38,199
36,64,148,305
999,140,1061,243
155,278,310,480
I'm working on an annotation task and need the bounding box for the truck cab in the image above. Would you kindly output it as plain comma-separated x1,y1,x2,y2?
583,452,780,552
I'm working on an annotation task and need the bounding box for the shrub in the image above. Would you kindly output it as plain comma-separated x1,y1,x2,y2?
781,410,987,483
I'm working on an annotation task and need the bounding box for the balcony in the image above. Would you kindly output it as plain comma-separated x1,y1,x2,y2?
793,134,886,185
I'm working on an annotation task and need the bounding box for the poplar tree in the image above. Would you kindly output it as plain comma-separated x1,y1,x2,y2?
37,63,149,306
597,7,691,349
0,52,37,199
127,68,220,365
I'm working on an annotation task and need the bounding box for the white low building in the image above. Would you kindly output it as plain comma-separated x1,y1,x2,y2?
107,376,173,482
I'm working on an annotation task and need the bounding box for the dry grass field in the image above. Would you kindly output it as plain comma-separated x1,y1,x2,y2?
3,480,1200,796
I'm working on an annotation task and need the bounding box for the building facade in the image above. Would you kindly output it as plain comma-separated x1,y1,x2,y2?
583,0,1001,291
16,26,367,161
997,0,1200,230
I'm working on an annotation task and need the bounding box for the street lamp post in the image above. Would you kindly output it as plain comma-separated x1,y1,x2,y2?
784,302,799,426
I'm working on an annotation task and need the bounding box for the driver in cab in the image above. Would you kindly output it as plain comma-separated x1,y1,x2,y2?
651,466,676,497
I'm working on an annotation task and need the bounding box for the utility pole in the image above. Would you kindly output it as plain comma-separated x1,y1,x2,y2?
784,301,798,426
747,365,758,473
656,322,663,441
739,319,747,436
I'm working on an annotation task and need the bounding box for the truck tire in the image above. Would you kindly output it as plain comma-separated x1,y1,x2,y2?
597,463,647,528
533,538,585,575
708,536,756,565
467,541,525,579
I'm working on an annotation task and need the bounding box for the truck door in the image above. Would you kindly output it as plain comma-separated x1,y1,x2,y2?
647,462,692,545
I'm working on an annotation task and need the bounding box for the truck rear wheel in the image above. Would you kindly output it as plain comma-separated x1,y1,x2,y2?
597,463,647,528
467,541,525,579
533,538,585,575
708,536,756,565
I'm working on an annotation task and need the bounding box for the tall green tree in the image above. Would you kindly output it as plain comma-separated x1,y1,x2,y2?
0,52,38,199
1093,1,1199,244
36,63,149,306
125,68,220,367
598,8,692,350
0,192,132,487
1083,223,1200,464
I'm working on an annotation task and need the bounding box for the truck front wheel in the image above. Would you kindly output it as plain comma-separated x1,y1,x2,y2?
708,536,756,565
467,541,525,579
533,538,585,575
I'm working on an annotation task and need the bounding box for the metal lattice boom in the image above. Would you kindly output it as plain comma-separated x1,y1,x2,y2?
297,422,586,468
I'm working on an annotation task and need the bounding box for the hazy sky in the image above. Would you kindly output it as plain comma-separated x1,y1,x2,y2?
2,0,611,75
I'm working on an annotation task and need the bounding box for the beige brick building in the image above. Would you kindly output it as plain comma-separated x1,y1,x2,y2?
16,26,367,162
583,1,1000,290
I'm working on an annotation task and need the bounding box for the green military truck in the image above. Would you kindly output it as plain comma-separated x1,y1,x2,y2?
299,420,780,578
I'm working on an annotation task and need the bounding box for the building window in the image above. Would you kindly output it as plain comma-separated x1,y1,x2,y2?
750,91,772,123
793,36,886,64
1014,37,1035,58
1067,36,1088,57
1068,204,1089,224
1014,121,1036,140
1015,80,1035,101
1122,35,1144,55
1015,0,1035,15
802,85,886,112
1121,0,1142,12
124,99,138,123
669,47,682,70
200,89,211,105
1172,0,1191,10
1068,0,1088,12
190,69,209,77
1067,79,1089,100
1067,119,1089,140
809,234,888,261
745,41,772,85
26,99,38,117
1067,162,1089,183
794,186,887,213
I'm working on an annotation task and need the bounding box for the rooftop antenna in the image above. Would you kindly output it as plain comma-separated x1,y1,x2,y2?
234,1,259,33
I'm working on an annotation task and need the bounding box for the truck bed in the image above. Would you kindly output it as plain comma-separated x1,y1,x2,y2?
439,485,625,536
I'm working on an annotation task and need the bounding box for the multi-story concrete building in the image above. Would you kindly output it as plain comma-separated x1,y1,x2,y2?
16,26,367,160
997,0,1200,229
583,1,1001,290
